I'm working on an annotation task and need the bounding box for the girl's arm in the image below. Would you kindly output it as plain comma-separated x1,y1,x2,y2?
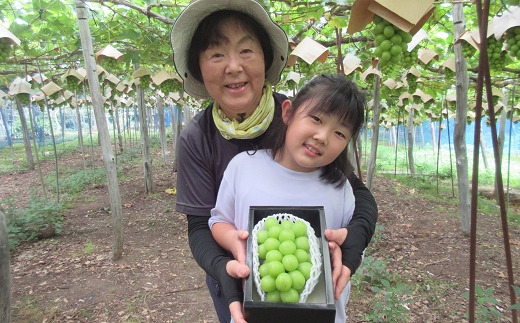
211,222,249,266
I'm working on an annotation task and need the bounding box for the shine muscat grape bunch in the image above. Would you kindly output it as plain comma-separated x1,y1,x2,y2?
372,15,413,67
138,75,151,90
256,218,314,303
65,76,81,92
461,41,477,59
16,93,30,105
505,26,520,60
100,57,121,73
159,79,183,95
0,38,13,62
487,36,507,72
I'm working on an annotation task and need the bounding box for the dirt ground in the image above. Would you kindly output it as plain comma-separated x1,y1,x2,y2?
2,146,520,322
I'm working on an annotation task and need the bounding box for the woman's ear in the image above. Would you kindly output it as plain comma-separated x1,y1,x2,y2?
281,99,293,125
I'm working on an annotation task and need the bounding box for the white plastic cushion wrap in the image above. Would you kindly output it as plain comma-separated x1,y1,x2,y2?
252,213,322,303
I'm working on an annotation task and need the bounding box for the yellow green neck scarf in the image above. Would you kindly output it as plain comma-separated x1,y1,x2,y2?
212,83,274,140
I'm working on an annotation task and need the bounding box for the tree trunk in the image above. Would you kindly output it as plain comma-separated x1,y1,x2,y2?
27,102,48,199
480,128,489,170
366,74,381,190
157,96,169,165
407,107,416,175
430,120,437,158
0,108,12,147
74,91,87,173
76,0,124,260
0,210,11,323
136,74,154,194
452,1,471,236
15,98,35,170
115,107,123,154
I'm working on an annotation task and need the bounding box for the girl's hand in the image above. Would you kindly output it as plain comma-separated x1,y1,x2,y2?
325,228,351,300
229,301,248,323
226,229,250,279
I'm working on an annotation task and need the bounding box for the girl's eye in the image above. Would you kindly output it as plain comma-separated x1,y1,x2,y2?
335,131,346,138
311,115,321,123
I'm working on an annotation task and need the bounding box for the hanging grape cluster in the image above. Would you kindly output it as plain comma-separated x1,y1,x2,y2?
159,79,183,95
139,75,151,90
17,93,30,105
101,57,121,73
372,15,413,67
413,95,422,104
461,41,476,59
364,73,375,85
444,68,455,80
286,79,297,90
406,73,418,94
297,59,317,76
49,92,60,100
401,47,419,69
487,36,506,72
65,76,81,91
0,38,12,62
505,26,520,60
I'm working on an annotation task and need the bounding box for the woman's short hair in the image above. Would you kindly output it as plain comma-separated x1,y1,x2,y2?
187,10,274,83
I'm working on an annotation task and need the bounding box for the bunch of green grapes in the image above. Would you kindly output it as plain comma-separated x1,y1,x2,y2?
65,76,81,91
49,92,60,100
298,59,317,76
372,15,413,67
364,73,375,85
423,101,432,110
505,26,520,60
401,47,419,69
286,79,297,90
17,93,30,105
461,41,477,59
444,68,455,80
256,217,314,303
413,95,422,104
0,38,12,62
487,36,506,72
101,57,121,72
36,100,45,112
160,79,183,95
406,73,418,94
139,75,151,90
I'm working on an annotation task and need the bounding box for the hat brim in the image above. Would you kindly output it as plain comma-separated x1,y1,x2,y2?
170,0,288,100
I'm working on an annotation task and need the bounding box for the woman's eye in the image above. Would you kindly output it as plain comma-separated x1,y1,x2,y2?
242,48,253,54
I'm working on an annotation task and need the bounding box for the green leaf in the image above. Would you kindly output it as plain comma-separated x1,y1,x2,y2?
381,279,390,288
328,16,348,28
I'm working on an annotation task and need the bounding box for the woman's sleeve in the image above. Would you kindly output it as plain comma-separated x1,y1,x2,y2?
341,173,378,275
187,215,243,305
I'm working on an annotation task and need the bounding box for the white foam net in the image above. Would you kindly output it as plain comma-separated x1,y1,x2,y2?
252,213,322,303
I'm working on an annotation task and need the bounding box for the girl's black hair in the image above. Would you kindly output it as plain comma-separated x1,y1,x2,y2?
187,10,274,83
266,73,366,188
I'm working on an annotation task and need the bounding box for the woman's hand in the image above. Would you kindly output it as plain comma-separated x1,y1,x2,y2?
325,228,351,300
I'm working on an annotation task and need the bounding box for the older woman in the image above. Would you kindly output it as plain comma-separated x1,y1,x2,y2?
170,1,378,322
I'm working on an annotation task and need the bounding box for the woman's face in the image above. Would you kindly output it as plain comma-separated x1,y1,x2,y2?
199,21,266,121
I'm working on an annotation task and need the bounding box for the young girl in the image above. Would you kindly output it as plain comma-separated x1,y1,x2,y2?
209,73,365,323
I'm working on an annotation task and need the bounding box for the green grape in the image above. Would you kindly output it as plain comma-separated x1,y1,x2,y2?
461,41,476,59
365,73,375,85
66,76,80,91
505,26,520,60
298,59,317,76
159,79,183,95
486,36,506,72
0,38,13,63
402,47,418,69
17,93,30,105
406,73,418,94
444,68,455,80
101,57,121,73
413,95,421,104
139,75,151,90
49,92,60,100
372,15,412,67
286,79,296,90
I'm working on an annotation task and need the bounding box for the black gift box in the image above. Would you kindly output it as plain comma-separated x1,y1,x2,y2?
243,206,336,323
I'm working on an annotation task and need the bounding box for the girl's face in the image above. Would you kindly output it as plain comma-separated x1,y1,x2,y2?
199,20,266,121
277,99,352,173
